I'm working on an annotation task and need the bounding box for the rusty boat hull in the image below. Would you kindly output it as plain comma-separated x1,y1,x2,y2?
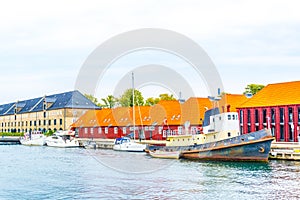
147,129,274,162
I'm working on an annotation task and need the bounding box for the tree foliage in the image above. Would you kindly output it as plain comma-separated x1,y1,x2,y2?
84,94,101,106
159,93,176,101
101,95,117,108
243,84,265,95
119,89,144,107
145,97,160,106
145,93,176,106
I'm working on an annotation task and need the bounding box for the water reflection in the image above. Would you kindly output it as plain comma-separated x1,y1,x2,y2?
0,145,300,200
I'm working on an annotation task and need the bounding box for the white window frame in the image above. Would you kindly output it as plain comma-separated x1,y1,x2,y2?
178,126,183,134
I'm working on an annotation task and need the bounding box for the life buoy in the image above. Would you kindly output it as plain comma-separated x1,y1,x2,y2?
259,147,265,153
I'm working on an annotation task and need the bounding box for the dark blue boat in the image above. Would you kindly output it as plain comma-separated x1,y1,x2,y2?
146,108,274,162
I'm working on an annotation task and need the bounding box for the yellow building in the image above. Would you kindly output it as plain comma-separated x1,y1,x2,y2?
0,90,100,133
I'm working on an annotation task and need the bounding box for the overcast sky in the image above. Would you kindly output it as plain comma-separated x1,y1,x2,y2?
1,0,300,104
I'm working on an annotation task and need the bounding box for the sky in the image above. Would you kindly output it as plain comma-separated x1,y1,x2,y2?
1,0,300,104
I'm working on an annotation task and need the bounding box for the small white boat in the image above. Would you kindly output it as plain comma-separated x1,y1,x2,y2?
20,131,46,146
83,140,97,149
45,130,79,148
149,150,181,159
113,137,146,152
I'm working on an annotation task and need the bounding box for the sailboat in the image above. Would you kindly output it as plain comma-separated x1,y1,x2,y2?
113,72,146,152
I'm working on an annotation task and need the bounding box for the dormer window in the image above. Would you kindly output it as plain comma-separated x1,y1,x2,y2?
43,103,47,110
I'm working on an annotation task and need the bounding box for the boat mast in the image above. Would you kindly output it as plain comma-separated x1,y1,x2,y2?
132,72,135,140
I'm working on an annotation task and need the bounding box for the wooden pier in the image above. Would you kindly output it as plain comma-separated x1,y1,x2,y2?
77,138,167,149
269,142,300,160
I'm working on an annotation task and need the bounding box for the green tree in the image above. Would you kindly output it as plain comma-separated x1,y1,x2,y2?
101,95,117,108
119,89,144,107
243,84,265,95
145,97,160,106
159,93,176,101
84,94,101,106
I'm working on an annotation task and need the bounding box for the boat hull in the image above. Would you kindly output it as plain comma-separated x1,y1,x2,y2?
20,136,46,146
113,137,146,152
20,138,45,146
181,137,273,162
113,144,146,152
146,129,274,162
149,150,181,159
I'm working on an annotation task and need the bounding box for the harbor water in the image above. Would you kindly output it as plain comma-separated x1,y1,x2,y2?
1,145,300,200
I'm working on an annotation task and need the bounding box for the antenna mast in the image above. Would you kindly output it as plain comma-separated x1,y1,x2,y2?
132,72,135,140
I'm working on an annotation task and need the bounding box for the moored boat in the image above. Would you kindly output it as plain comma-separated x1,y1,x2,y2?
149,150,181,159
83,140,97,149
146,108,274,162
20,131,46,146
113,137,146,152
45,130,79,148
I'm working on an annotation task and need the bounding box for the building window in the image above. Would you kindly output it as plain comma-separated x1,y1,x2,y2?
44,112,46,118
228,115,231,120
44,120,46,125
105,127,108,134
60,119,63,125
114,127,118,134
298,107,300,124
280,108,284,123
98,127,102,134
123,127,126,134
289,124,294,141
271,108,275,123
271,126,275,137
84,128,88,134
158,126,163,134
90,128,93,134
54,119,56,125
255,109,259,124
280,125,284,141
30,121,32,126
39,120,41,126
263,109,267,123
288,107,293,123
178,126,183,134
34,121,36,126
247,110,251,123
247,125,251,133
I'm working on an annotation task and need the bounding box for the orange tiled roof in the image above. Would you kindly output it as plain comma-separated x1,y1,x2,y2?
181,97,212,125
150,100,182,126
238,80,300,108
72,93,252,128
219,93,248,112
71,109,105,128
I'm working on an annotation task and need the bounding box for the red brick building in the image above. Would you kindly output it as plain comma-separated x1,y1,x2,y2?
72,94,245,140
237,81,300,142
